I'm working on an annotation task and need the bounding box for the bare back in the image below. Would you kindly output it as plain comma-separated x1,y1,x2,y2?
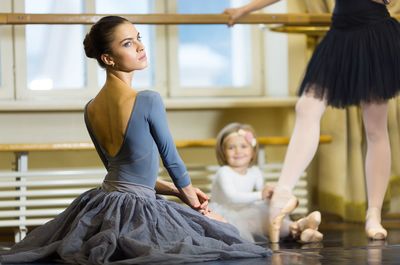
86,74,136,157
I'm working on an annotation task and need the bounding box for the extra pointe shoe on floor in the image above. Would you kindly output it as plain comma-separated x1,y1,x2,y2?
268,189,299,243
299,228,323,243
289,211,321,239
366,207,387,240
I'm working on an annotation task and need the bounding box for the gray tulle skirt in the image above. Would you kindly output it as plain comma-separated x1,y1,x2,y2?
0,181,270,264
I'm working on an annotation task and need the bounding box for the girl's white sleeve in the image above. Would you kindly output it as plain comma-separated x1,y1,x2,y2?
216,167,262,204
254,167,265,191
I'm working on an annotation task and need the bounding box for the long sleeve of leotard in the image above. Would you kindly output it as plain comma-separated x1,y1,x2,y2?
147,92,191,188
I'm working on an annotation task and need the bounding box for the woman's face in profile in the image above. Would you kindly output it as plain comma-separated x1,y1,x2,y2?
108,22,148,72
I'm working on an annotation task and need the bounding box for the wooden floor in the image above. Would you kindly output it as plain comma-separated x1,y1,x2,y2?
1,222,399,265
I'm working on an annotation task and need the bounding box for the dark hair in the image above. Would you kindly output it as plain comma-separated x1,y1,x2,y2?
83,16,130,68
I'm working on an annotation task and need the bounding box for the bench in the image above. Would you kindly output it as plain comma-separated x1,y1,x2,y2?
0,135,332,242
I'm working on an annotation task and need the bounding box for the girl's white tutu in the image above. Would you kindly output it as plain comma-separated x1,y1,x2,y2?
209,201,269,242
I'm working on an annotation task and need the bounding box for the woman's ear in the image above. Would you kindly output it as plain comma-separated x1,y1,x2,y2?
101,53,115,67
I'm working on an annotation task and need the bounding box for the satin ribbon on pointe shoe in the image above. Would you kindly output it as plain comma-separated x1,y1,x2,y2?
268,189,299,243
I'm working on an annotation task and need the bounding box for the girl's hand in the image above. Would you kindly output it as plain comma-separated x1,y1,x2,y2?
261,184,274,200
371,0,391,5
224,7,247,26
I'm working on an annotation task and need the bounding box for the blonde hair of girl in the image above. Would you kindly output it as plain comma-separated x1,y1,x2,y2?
215,122,259,167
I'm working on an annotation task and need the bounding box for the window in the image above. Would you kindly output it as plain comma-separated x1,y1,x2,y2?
7,0,268,105
14,0,162,100
168,0,262,97
14,0,89,100
26,0,85,91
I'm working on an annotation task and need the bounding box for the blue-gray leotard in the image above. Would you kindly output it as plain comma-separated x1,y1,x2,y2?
85,90,190,189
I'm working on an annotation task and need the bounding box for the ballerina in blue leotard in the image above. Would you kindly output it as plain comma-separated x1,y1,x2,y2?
0,16,270,264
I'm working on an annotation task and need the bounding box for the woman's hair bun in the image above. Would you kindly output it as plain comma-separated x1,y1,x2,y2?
83,32,97,59
83,16,130,68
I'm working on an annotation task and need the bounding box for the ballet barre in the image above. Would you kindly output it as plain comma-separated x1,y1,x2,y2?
0,135,332,169
1,13,399,26
0,13,332,25
0,135,331,151
175,135,332,147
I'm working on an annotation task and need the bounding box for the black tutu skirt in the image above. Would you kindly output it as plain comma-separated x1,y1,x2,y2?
298,6,400,108
0,183,270,264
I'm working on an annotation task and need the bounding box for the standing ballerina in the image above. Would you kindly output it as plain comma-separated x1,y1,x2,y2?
0,16,269,264
224,0,399,242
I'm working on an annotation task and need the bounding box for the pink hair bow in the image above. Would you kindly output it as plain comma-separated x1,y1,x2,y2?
237,129,257,147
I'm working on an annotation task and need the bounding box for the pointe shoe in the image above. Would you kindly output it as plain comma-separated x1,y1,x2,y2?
299,228,323,243
268,190,299,243
365,208,387,240
289,211,321,238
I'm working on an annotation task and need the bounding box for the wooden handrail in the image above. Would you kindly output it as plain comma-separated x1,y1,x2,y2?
3,13,399,26
0,13,333,25
0,135,332,152
0,143,94,152
176,135,332,147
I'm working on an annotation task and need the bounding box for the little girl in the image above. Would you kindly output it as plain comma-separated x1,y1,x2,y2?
209,123,324,243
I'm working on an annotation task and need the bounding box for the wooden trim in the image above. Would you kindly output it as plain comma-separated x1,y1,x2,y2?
0,13,333,25
4,12,396,27
0,135,332,152
0,97,299,112
0,143,94,152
